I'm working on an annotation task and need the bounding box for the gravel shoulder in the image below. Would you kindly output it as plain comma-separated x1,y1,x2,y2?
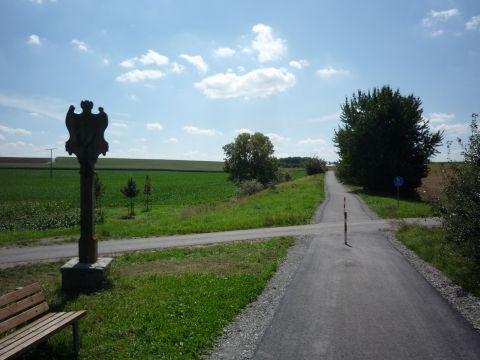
205,235,311,359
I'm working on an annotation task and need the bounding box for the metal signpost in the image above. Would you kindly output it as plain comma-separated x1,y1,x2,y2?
393,176,404,209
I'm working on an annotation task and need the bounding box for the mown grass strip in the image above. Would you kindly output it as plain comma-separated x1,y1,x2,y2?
396,225,480,296
346,185,432,218
0,237,294,359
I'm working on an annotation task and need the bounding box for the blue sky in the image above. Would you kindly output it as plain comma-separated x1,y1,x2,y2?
0,0,479,162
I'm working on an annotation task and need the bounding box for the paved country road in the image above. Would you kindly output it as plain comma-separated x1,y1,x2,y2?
253,171,480,359
0,216,437,267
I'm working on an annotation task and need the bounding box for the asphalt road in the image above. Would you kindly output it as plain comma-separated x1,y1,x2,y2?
254,171,480,359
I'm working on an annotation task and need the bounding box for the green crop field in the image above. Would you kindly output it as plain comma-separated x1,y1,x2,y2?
0,168,321,247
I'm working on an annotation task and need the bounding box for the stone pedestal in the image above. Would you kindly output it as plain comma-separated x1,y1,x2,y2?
61,257,112,293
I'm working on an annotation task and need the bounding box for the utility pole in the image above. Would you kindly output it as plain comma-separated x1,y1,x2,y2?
46,148,56,177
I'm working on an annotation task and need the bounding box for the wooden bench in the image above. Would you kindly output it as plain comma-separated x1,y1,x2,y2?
0,283,86,360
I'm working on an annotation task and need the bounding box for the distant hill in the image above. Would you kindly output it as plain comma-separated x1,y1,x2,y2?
0,157,49,164
0,157,225,172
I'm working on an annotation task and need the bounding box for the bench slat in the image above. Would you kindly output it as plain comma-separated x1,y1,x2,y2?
0,311,86,360
0,284,41,308
0,302,49,335
0,313,59,348
0,292,45,322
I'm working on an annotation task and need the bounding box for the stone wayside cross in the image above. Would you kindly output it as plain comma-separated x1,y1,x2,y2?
61,100,112,292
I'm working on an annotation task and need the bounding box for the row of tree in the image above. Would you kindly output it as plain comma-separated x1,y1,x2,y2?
95,175,153,218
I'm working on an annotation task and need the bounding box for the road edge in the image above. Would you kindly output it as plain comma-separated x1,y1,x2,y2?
385,227,480,331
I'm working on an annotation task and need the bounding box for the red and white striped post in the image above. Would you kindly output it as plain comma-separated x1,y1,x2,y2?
344,197,348,246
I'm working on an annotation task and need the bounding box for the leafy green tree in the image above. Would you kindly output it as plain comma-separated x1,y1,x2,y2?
439,113,480,264
121,178,140,217
143,175,153,212
223,132,279,185
305,157,327,175
334,86,442,194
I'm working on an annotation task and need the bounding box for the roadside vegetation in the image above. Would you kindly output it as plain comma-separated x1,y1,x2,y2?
0,237,293,359
347,185,432,218
396,225,480,296
396,114,480,296
0,170,320,247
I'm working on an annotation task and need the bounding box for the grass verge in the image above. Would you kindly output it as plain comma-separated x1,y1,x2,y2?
347,185,432,218
0,174,324,247
396,225,480,296
0,237,294,359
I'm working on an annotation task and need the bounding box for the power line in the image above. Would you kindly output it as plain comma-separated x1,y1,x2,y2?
45,148,57,177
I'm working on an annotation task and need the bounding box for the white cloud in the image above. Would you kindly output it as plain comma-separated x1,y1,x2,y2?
248,24,287,63
307,111,341,123
0,125,32,136
0,93,67,121
120,58,136,68
466,15,480,31
316,67,349,78
183,126,222,136
433,123,468,135
139,50,169,66
0,141,45,157
234,128,253,134
289,59,309,69
179,54,208,73
27,34,41,46
102,58,109,65
237,66,246,73
146,122,163,131
214,47,236,58
427,112,455,123
120,50,169,68
0,134,5,141
71,39,88,52
421,9,459,36
171,62,185,74
195,67,295,99
116,69,165,82
430,29,445,37
266,132,290,143
112,122,128,128
30,0,57,4
165,137,179,143
422,9,459,27
298,138,327,145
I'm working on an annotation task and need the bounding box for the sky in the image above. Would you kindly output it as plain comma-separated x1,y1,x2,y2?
0,0,479,162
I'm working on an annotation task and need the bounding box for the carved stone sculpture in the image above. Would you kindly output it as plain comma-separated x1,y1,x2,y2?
62,101,111,292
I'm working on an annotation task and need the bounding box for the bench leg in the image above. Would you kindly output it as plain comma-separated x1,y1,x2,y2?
72,321,80,356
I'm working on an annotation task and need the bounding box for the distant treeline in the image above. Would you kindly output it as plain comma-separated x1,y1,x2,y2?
278,157,313,168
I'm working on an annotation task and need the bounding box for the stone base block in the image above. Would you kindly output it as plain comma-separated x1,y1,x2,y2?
61,257,112,293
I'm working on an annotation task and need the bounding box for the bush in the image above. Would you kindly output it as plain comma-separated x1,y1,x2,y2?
236,180,264,197
305,157,327,175
438,114,480,264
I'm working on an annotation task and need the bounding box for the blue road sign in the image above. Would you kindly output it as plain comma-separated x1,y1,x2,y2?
393,176,404,187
